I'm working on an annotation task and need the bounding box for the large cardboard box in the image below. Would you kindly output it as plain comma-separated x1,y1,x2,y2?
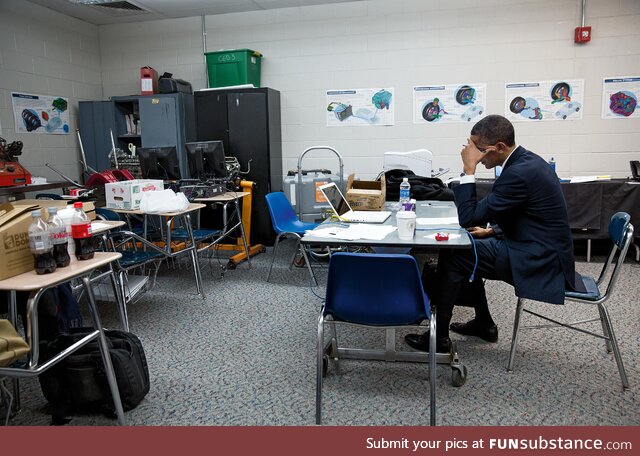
0,203,38,280
345,173,386,211
105,179,164,210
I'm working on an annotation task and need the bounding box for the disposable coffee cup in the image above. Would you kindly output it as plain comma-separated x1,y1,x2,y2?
396,210,416,240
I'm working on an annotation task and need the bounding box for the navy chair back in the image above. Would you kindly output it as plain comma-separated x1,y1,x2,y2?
325,252,430,326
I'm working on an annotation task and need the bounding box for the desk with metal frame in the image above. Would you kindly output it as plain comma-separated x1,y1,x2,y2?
0,252,126,425
301,201,470,385
194,191,253,269
112,203,207,298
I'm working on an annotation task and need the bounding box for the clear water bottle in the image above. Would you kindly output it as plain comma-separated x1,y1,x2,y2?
47,206,70,268
399,177,411,209
28,209,57,274
71,202,94,260
549,157,556,173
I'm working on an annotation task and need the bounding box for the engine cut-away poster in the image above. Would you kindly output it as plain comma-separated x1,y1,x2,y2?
413,83,487,124
601,76,640,119
504,79,584,122
326,88,394,126
11,92,70,134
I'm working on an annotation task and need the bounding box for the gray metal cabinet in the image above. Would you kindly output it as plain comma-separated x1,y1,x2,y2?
79,93,195,179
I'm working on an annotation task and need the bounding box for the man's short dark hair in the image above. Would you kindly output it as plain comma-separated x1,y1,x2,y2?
470,115,515,146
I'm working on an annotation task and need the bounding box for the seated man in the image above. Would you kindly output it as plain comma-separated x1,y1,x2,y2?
406,114,582,352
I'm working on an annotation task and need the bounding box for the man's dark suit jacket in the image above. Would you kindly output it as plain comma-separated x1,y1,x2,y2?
453,146,578,304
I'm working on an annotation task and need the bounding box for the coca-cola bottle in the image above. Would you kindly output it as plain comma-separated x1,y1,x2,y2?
71,202,94,260
28,209,57,274
47,206,71,268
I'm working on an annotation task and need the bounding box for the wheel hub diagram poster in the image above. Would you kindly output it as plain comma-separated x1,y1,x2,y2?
601,76,640,119
504,79,584,122
413,83,487,124
326,88,394,126
11,92,70,134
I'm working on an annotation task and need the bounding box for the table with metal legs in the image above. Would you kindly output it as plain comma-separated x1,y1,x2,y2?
0,252,126,425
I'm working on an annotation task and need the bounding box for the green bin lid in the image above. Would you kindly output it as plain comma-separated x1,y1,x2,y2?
205,49,262,58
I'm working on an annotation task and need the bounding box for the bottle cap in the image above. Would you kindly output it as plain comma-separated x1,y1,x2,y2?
47,206,58,214
74,202,83,208
402,177,408,182
31,209,42,217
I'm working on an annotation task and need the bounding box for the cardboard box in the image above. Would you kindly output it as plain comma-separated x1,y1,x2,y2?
140,66,158,95
345,173,386,211
105,179,164,210
0,203,38,280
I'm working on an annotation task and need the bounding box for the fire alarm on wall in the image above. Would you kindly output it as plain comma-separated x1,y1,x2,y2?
575,26,592,43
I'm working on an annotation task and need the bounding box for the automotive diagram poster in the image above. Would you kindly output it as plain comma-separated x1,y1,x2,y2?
413,83,487,124
504,79,584,122
326,88,394,126
601,76,640,119
11,92,70,134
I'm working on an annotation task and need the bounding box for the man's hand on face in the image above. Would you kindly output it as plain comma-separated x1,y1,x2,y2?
461,138,485,175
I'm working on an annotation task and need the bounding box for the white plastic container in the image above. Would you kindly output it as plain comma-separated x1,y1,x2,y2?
396,210,416,240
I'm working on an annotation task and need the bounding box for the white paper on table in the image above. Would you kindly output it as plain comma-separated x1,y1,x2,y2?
305,224,396,241
570,175,598,183
416,216,459,225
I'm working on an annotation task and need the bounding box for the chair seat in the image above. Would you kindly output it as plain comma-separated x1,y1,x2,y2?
565,273,600,301
277,219,319,236
118,250,164,268
170,228,222,241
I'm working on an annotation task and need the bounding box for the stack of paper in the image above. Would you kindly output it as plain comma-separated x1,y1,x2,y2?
304,224,396,241
569,175,611,183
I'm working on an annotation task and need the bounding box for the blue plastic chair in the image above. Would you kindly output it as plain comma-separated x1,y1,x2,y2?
317,252,436,425
265,192,320,283
507,212,634,389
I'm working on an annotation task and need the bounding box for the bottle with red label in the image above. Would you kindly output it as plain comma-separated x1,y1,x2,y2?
47,206,71,268
71,202,94,260
28,209,57,274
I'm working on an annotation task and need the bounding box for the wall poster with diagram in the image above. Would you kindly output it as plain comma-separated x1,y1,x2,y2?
413,83,487,124
601,76,640,119
326,88,394,126
11,92,70,134
504,79,584,122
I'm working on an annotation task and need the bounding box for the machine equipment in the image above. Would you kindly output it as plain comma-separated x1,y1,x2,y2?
0,137,32,187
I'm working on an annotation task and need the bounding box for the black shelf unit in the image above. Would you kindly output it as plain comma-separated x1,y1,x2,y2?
194,87,282,246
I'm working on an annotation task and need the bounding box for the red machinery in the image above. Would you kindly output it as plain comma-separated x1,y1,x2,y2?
0,137,32,187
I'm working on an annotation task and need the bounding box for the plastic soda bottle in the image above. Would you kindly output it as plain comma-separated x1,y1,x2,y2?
47,206,71,268
549,157,556,173
71,202,94,260
28,209,57,274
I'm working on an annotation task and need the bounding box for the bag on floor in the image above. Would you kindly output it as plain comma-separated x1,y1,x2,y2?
38,328,150,424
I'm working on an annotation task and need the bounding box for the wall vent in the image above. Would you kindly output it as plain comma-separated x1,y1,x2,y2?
69,1,149,16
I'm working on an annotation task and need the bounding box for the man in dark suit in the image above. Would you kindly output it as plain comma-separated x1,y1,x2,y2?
406,114,581,352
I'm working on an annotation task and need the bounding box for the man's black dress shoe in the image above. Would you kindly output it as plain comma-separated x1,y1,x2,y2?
449,319,498,342
404,333,451,353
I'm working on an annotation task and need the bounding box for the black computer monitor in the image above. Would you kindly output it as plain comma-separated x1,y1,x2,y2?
185,141,227,179
137,146,181,180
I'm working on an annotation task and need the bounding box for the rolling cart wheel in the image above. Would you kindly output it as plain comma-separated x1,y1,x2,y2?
293,252,306,268
451,364,467,387
226,260,237,270
322,355,329,377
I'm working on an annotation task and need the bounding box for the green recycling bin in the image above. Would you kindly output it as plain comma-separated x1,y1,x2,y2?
205,49,262,88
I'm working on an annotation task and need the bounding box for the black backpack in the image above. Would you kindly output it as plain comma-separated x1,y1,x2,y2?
39,328,150,424
381,169,455,202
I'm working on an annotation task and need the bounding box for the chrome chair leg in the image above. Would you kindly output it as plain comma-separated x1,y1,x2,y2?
598,303,629,389
429,308,437,426
266,234,284,282
316,312,324,425
597,305,613,353
0,377,13,426
507,298,525,372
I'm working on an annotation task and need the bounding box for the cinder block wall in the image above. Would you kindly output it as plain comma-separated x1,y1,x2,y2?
2,0,640,182
0,0,101,182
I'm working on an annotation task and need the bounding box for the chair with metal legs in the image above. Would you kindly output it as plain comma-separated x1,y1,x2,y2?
316,252,437,425
265,192,320,284
507,212,634,390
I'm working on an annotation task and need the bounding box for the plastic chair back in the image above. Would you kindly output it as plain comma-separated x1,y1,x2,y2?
96,207,123,222
265,192,317,235
609,212,631,250
325,252,429,326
